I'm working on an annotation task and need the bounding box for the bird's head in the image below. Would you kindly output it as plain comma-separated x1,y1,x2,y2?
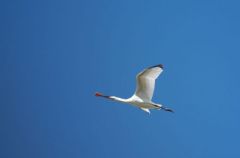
95,92,103,97
95,92,111,99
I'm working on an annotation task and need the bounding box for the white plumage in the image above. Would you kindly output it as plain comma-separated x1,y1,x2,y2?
95,64,173,114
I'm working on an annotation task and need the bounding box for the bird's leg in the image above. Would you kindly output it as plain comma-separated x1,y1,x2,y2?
161,106,174,113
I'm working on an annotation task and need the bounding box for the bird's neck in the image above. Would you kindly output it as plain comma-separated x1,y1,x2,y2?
109,96,127,103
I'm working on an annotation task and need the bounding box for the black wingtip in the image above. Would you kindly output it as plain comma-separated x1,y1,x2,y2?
148,64,164,69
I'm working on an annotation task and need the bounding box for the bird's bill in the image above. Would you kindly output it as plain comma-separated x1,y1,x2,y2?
95,92,111,99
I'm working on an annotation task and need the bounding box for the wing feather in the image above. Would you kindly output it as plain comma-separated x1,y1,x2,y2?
134,64,163,101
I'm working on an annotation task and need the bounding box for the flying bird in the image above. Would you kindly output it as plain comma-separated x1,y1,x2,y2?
95,64,173,114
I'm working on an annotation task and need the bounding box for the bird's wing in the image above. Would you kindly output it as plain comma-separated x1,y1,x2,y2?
140,108,151,114
134,64,163,102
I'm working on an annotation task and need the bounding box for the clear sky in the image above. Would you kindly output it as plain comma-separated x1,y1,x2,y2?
1,0,240,158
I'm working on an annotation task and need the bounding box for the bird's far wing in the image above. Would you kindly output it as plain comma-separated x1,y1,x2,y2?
140,108,150,114
134,64,163,101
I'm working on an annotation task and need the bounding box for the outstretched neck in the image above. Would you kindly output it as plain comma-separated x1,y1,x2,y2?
109,96,127,103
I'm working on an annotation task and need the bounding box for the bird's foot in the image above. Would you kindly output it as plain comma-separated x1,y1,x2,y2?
162,106,174,113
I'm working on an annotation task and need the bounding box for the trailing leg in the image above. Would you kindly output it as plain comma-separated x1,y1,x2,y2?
161,106,174,113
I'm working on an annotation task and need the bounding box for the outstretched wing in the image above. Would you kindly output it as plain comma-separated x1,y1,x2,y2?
134,64,163,102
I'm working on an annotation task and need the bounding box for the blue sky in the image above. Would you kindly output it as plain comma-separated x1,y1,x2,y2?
1,0,240,158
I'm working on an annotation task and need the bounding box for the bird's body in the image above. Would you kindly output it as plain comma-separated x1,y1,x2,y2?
95,64,173,114
126,96,161,109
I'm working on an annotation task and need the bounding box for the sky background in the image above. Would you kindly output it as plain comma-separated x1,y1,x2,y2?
1,0,240,158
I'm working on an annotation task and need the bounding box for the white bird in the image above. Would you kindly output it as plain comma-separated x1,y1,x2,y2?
95,64,173,114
